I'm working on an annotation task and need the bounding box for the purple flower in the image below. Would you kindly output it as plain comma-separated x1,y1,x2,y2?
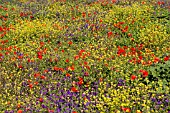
84,24,88,28
165,99,169,103
85,102,90,106
66,108,71,111
41,104,47,108
151,98,156,102
4,111,9,113
117,83,123,86
57,108,61,112
57,83,60,86
157,101,162,105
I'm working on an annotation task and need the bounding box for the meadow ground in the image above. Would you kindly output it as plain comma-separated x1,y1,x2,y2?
0,0,170,113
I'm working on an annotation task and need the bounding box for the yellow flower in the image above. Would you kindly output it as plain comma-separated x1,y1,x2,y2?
136,110,142,113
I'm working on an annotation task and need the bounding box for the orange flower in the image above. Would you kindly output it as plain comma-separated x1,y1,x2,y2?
68,65,75,71
121,107,131,112
17,110,23,113
54,66,60,71
17,103,21,108
82,12,86,18
99,78,103,82
112,0,116,3
99,19,102,23
48,110,54,113
136,110,142,113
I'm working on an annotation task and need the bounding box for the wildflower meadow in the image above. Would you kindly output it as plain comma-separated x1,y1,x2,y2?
0,0,170,113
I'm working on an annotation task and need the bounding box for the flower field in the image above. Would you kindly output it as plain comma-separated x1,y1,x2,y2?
0,0,170,112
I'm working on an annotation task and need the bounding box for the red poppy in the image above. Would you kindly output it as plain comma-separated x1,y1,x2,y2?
74,55,79,60
4,8,8,11
84,61,88,65
69,65,75,71
41,75,46,79
20,12,25,17
99,19,102,23
122,26,128,33
38,55,42,59
128,33,132,37
40,42,44,46
138,56,143,60
140,70,148,77
34,73,40,78
18,65,23,69
48,110,54,113
107,31,113,37
59,68,64,72
82,12,86,18
82,54,87,59
71,87,78,92
78,80,83,85
130,47,136,52
142,1,146,4
79,49,85,53
66,73,71,77
29,84,33,89
5,52,9,55
85,65,90,70
39,97,43,102
131,75,137,80
34,81,38,85
68,41,73,45
0,26,3,32
30,15,34,19
65,59,69,63
118,22,125,25
18,55,23,59
78,77,83,81
154,57,160,63
61,50,64,53
164,56,169,61
72,111,77,113
37,51,42,55
157,1,164,5
117,47,126,55
54,66,59,71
